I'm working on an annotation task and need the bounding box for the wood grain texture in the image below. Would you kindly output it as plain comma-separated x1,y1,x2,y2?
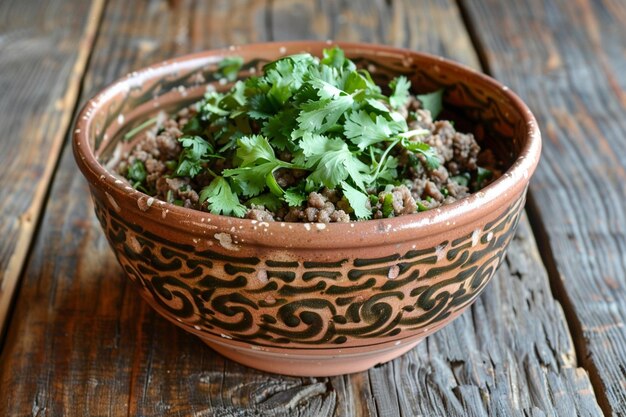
459,0,626,414
0,0,604,415
0,0,105,341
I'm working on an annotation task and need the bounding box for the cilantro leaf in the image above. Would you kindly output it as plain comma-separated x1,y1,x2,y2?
175,136,213,177
321,46,350,69
283,187,307,207
376,155,399,183
341,181,371,219
296,95,353,134
365,98,390,113
234,135,276,166
201,92,230,117
309,78,345,100
223,163,277,197
200,177,247,217
222,135,293,197
262,109,298,151
247,94,276,120
389,76,411,109
300,133,369,190
134,47,460,223
217,56,244,82
476,166,493,189
246,193,283,212
222,80,247,108
417,89,444,119
182,116,204,135
344,110,401,150
127,160,147,184
402,139,440,170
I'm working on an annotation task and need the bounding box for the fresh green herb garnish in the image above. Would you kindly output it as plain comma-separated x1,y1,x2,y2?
476,166,493,188
175,135,215,177
169,46,446,218
450,173,470,187
199,177,247,217
416,89,444,119
123,117,158,142
216,56,244,82
381,193,395,218
127,160,147,185
283,186,307,207
246,193,283,212
389,76,411,109
416,201,429,212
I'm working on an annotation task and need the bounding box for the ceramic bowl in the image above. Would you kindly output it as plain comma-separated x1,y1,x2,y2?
73,41,541,376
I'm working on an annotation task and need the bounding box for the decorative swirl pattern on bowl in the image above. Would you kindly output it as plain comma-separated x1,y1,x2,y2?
94,194,523,348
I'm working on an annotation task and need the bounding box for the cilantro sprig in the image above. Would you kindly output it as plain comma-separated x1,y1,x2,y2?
171,46,445,219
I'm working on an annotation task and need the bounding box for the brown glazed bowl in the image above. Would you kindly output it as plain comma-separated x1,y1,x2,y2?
73,41,541,376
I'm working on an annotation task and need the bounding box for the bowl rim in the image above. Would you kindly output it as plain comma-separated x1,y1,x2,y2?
73,40,541,249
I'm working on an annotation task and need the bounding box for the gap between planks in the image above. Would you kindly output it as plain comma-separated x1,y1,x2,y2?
455,0,589,372
454,0,610,413
0,0,107,346
525,192,611,416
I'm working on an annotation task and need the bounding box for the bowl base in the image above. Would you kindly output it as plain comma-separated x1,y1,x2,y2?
201,337,423,377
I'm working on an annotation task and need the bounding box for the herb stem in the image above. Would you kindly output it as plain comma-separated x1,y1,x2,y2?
398,128,430,139
123,116,159,141
371,138,400,181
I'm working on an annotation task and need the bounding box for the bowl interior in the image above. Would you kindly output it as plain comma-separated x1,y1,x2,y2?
89,43,527,176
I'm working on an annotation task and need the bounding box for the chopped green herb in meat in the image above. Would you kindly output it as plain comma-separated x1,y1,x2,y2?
117,46,499,222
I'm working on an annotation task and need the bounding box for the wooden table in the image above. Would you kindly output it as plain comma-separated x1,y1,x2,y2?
1,0,624,415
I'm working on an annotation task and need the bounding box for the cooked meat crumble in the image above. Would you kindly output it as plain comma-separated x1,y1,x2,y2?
116,48,500,223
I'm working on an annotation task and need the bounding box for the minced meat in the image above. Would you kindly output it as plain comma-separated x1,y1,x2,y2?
117,76,497,222
116,103,495,222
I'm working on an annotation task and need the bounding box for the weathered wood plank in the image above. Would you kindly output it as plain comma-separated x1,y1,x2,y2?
0,0,603,415
0,0,105,341
460,0,626,414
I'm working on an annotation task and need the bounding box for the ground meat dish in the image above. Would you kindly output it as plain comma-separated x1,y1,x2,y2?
116,49,499,223
117,100,496,222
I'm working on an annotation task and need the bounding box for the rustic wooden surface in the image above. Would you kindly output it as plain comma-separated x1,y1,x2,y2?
461,0,626,415
0,0,621,415
0,0,104,340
